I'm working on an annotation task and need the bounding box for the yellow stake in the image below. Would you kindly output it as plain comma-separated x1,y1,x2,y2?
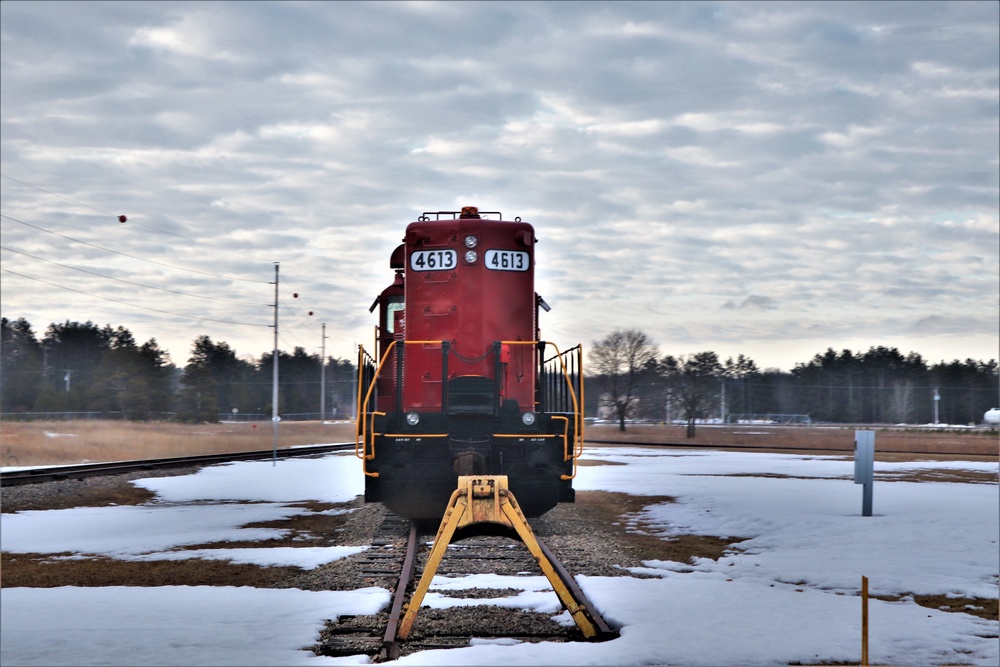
862,575,869,667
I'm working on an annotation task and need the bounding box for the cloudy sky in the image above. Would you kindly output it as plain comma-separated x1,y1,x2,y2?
2,0,997,371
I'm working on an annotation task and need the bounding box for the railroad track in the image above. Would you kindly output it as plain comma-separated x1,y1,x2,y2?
7,430,987,488
0,443,354,487
315,513,615,661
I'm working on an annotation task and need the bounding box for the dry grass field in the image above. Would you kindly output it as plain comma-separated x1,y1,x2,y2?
586,422,999,459
0,419,995,467
0,420,359,467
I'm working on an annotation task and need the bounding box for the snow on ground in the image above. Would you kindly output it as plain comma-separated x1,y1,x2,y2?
1,448,997,666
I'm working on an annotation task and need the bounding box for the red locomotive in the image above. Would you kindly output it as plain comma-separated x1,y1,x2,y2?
356,207,584,520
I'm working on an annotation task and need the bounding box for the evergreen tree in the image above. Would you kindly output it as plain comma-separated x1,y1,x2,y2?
0,317,43,412
177,336,252,422
723,354,761,418
89,331,175,420
38,321,113,412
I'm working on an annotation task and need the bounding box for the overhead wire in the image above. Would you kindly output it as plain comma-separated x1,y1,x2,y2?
1,173,269,263
1,175,315,355
1,214,271,284
1,174,115,217
1,268,269,327
1,245,270,307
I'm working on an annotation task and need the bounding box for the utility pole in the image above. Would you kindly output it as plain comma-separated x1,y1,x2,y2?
320,323,328,422
271,262,280,465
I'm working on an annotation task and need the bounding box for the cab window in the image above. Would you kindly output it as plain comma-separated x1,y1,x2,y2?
385,298,404,334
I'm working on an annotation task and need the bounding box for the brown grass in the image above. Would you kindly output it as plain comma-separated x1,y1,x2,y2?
0,420,359,467
3,420,996,468
877,593,999,624
0,552,304,588
0,499,362,588
587,423,1000,458
577,490,745,564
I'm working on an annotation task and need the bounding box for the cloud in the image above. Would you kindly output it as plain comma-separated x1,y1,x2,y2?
0,0,996,371
723,295,780,311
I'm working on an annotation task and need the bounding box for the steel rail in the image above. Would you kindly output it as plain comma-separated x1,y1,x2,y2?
376,520,616,660
379,521,420,661
0,443,354,487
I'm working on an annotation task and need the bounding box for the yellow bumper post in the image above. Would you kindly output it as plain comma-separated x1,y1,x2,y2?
397,475,602,640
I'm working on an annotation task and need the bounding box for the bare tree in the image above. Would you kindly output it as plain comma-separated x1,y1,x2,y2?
663,351,723,437
588,329,659,431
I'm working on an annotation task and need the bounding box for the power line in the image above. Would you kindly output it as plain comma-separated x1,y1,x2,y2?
1,173,269,262
1,214,270,284
1,174,115,217
1,268,269,328
1,245,270,307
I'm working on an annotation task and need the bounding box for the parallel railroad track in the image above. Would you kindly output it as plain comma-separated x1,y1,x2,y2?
0,443,354,487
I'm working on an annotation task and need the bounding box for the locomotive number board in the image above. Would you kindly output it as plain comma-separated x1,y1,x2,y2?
409,249,530,272
410,249,456,271
485,249,530,271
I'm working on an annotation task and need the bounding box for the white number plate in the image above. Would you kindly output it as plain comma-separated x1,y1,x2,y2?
485,249,530,272
410,249,456,271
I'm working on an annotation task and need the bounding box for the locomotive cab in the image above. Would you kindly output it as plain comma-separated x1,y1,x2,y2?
357,208,584,520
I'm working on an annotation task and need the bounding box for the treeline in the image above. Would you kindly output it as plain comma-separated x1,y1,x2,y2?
3,318,997,427
587,329,998,431
1,318,357,422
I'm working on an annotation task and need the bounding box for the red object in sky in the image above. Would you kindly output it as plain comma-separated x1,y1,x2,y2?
118,215,127,223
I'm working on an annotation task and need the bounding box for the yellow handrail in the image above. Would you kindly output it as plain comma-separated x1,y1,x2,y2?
551,415,577,480
541,341,585,462
355,344,368,457
362,413,384,477
356,341,398,461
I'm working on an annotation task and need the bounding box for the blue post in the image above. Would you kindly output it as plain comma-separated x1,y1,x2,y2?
854,430,874,517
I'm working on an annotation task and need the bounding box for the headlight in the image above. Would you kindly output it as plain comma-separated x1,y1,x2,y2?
405,412,420,426
464,235,478,249
521,412,536,426
464,250,478,264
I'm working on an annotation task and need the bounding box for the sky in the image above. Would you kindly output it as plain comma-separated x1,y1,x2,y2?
1,1,998,372
2,447,998,665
